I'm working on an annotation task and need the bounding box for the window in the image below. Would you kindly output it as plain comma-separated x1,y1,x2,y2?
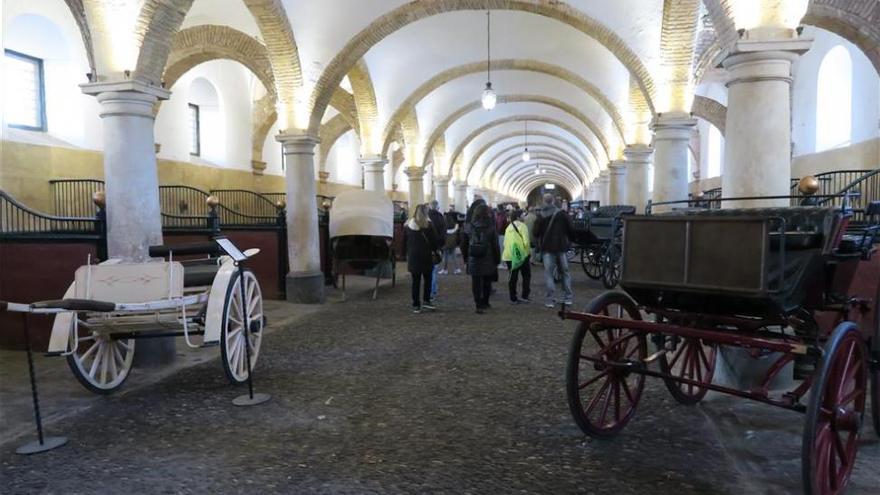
816,45,852,152
188,103,200,156
4,49,46,130
707,124,723,178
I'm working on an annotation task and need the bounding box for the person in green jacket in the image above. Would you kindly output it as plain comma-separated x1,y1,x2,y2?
501,209,532,304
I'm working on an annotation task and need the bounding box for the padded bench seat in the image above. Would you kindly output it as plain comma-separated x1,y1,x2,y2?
183,264,220,287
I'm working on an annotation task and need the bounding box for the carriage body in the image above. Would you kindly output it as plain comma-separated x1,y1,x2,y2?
3,238,265,394
571,205,635,288
329,190,396,300
561,198,879,494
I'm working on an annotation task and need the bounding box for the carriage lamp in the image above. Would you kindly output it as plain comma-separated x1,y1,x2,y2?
206,195,221,207
92,190,106,208
798,176,820,196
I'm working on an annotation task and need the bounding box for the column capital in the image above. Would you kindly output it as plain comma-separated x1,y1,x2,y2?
599,169,611,179
404,166,426,179
723,38,812,87
358,154,388,166
454,180,468,189
277,131,320,155
81,79,170,119
318,171,330,183
433,175,451,186
651,113,697,141
623,144,654,164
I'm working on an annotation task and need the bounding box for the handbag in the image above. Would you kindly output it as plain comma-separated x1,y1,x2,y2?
509,222,527,270
421,231,442,265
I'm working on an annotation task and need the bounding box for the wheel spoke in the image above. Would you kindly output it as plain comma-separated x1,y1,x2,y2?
668,341,688,369
584,380,610,416
613,379,621,422
597,379,613,426
80,341,100,362
621,376,637,405
837,388,864,407
832,431,848,470
579,370,609,390
88,343,102,377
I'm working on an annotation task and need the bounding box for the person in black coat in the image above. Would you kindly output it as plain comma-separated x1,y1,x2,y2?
403,204,441,313
460,202,501,314
533,193,575,307
427,200,447,300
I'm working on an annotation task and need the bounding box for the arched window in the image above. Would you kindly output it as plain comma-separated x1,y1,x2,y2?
188,77,222,162
707,124,723,178
816,45,852,152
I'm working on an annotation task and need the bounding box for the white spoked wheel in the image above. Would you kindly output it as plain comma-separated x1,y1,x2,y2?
66,317,135,394
220,269,264,384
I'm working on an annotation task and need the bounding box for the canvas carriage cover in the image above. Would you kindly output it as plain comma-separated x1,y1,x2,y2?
329,190,394,239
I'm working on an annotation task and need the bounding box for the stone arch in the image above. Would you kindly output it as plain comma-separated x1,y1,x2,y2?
507,165,579,195
308,0,657,134
442,114,603,178
380,59,627,154
690,95,727,135
659,0,701,112
242,0,303,128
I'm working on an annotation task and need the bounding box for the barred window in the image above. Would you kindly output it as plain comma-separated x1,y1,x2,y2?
188,103,200,156
4,49,46,131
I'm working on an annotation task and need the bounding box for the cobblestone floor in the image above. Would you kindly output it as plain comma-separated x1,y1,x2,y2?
2,266,878,494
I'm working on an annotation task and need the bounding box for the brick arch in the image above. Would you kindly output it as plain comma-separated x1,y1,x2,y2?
467,133,591,183
380,59,627,154
444,114,602,179
242,0,303,128
507,165,580,196
133,0,196,84
803,1,880,74
514,175,577,198
163,25,275,94
63,0,96,72
430,96,609,172
308,0,657,134
488,147,589,190
347,59,381,154
690,95,727,135
319,114,355,171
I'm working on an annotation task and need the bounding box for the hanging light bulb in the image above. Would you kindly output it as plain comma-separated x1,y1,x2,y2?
522,147,530,162
480,10,496,111
534,163,540,175
482,82,496,110
521,120,529,161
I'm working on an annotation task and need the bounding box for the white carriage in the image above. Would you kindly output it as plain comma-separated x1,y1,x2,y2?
329,190,396,300
2,237,265,395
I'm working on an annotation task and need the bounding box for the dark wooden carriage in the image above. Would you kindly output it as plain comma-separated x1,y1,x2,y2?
561,197,879,495
570,205,635,288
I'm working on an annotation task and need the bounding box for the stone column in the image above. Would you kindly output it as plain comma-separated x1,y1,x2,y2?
433,175,450,210
277,132,325,304
624,144,654,213
81,80,169,261
722,38,812,207
651,113,696,210
597,170,611,205
453,181,468,211
405,167,426,206
81,80,173,366
608,162,627,205
360,155,387,193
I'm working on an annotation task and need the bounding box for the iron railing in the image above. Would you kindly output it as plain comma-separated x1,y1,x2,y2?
1,190,101,236
210,189,279,217
790,169,875,205
49,179,104,217
816,169,879,224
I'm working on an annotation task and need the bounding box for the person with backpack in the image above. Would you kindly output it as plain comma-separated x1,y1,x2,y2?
533,193,575,308
460,201,500,314
427,200,447,300
494,206,510,269
403,204,441,313
502,209,532,304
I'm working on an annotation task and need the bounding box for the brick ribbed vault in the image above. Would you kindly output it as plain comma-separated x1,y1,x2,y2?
425,95,610,173
379,59,627,155
307,0,657,134
690,95,727,135
658,0,700,112
347,59,381,154
63,0,96,72
133,0,195,83
489,147,588,189
467,131,592,180
508,166,579,196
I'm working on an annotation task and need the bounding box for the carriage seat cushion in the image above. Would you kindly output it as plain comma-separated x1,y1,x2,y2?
183,264,220,287
589,205,636,219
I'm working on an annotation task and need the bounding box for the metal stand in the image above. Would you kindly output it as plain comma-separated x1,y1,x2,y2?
232,263,270,407
16,314,67,455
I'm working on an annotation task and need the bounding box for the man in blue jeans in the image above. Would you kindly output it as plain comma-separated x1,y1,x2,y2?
427,200,446,300
532,194,575,308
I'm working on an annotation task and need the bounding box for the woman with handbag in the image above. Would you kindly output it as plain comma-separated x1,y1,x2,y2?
460,202,500,314
502,209,532,304
403,204,440,313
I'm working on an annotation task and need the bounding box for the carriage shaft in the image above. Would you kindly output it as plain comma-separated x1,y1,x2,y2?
560,310,810,355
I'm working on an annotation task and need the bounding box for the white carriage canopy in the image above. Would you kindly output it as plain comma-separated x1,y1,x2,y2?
329,190,394,239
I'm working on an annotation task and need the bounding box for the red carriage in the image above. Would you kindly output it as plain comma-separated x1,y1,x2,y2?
562,195,879,494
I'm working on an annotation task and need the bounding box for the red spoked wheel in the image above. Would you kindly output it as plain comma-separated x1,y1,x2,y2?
658,335,718,405
802,322,868,495
566,291,647,437
871,364,879,438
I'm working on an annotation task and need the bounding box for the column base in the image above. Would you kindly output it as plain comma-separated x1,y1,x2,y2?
286,271,326,304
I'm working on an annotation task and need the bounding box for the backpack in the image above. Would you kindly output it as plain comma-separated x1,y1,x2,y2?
469,224,489,258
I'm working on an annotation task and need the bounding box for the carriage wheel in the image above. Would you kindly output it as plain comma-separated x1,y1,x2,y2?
871,365,879,438
658,336,718,405
220,269,264,384
565,248,577,262
66,317,136,394
600,244,622,289
566,291,647,437
802,322,867,495
581,247,603,280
